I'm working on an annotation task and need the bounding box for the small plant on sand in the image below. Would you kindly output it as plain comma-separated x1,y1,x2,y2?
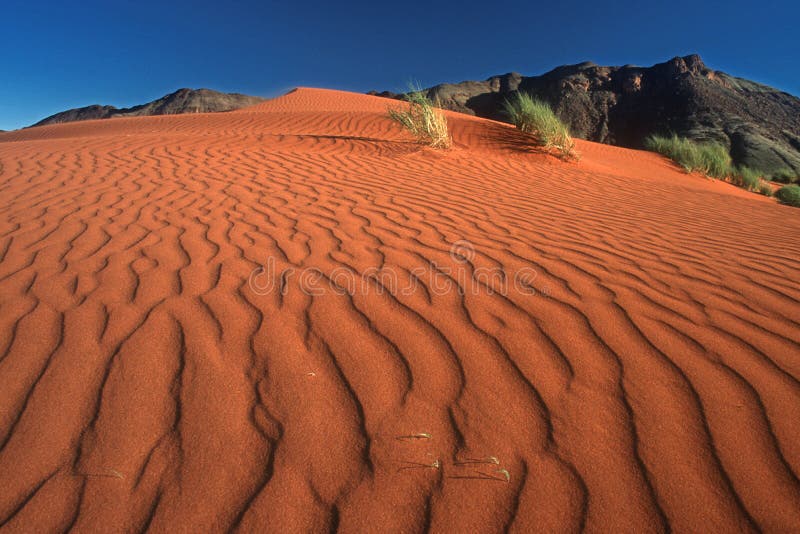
645,134,694,172
76,468,124,479
454,456,500,466
699,143,732,178
644,134,732,179
731,166,763,191
775,184,800,207
388,87,451,148
398,458,441,471
452,454,510,482
396,432,432,440
757,180,774,197
503,92,576,159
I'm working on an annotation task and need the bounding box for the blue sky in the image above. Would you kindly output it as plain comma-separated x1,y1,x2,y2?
2,0,798,130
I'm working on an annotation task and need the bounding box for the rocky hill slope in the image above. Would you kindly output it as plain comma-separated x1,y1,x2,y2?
31,88,264,127
372,55,800,175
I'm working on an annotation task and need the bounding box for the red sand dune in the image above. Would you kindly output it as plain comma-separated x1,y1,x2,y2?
1,88,799,532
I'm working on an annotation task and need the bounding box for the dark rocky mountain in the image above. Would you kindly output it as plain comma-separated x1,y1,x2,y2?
31,88,265,127
372,55,800,175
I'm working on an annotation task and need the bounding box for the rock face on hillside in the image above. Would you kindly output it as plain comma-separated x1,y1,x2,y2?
31,89,265,127
372,55,800,175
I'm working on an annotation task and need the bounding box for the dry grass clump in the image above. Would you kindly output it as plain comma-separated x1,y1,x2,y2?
503,92,576,159
388,88,451,148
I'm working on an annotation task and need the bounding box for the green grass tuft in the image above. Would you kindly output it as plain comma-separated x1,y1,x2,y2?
502,92,576,159
644,134,732,179
388,86,451,149
775,184,800,207
731,166,764,191
757,181,774,197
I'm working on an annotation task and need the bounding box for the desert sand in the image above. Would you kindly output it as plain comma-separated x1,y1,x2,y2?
1,88,799,532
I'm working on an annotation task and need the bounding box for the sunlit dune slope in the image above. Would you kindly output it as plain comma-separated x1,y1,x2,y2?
1,88,799,532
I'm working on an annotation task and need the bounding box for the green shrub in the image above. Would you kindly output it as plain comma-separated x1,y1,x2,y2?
388,87,451,148
775,185,800,207
644,134,732,178
732,166,763,191
772,168,798,184
503,92,576,159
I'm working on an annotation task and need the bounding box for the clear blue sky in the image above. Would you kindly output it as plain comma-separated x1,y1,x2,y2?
2,0,798,130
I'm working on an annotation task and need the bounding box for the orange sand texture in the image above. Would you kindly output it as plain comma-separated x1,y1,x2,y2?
1,88,799,532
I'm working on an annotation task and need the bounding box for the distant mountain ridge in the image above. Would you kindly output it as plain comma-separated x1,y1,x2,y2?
371,55,800,175
31,88,265,127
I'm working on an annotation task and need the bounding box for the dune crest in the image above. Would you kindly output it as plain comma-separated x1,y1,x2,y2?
1,88,799,532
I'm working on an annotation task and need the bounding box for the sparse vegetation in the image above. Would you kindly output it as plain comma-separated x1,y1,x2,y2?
700,143,732,179
455,456,500,465
388,88,451,148
496,468,511,482
731,166,763,191
775,184,800,207
772,168,799,184
644,134,731,178
396,432,432,440
398,459,441,471
503,92,576,159
643,134,795,201
757,181,774,197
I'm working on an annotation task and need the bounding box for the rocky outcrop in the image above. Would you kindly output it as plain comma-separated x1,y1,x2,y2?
31,88,264,127
373,55,800,175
